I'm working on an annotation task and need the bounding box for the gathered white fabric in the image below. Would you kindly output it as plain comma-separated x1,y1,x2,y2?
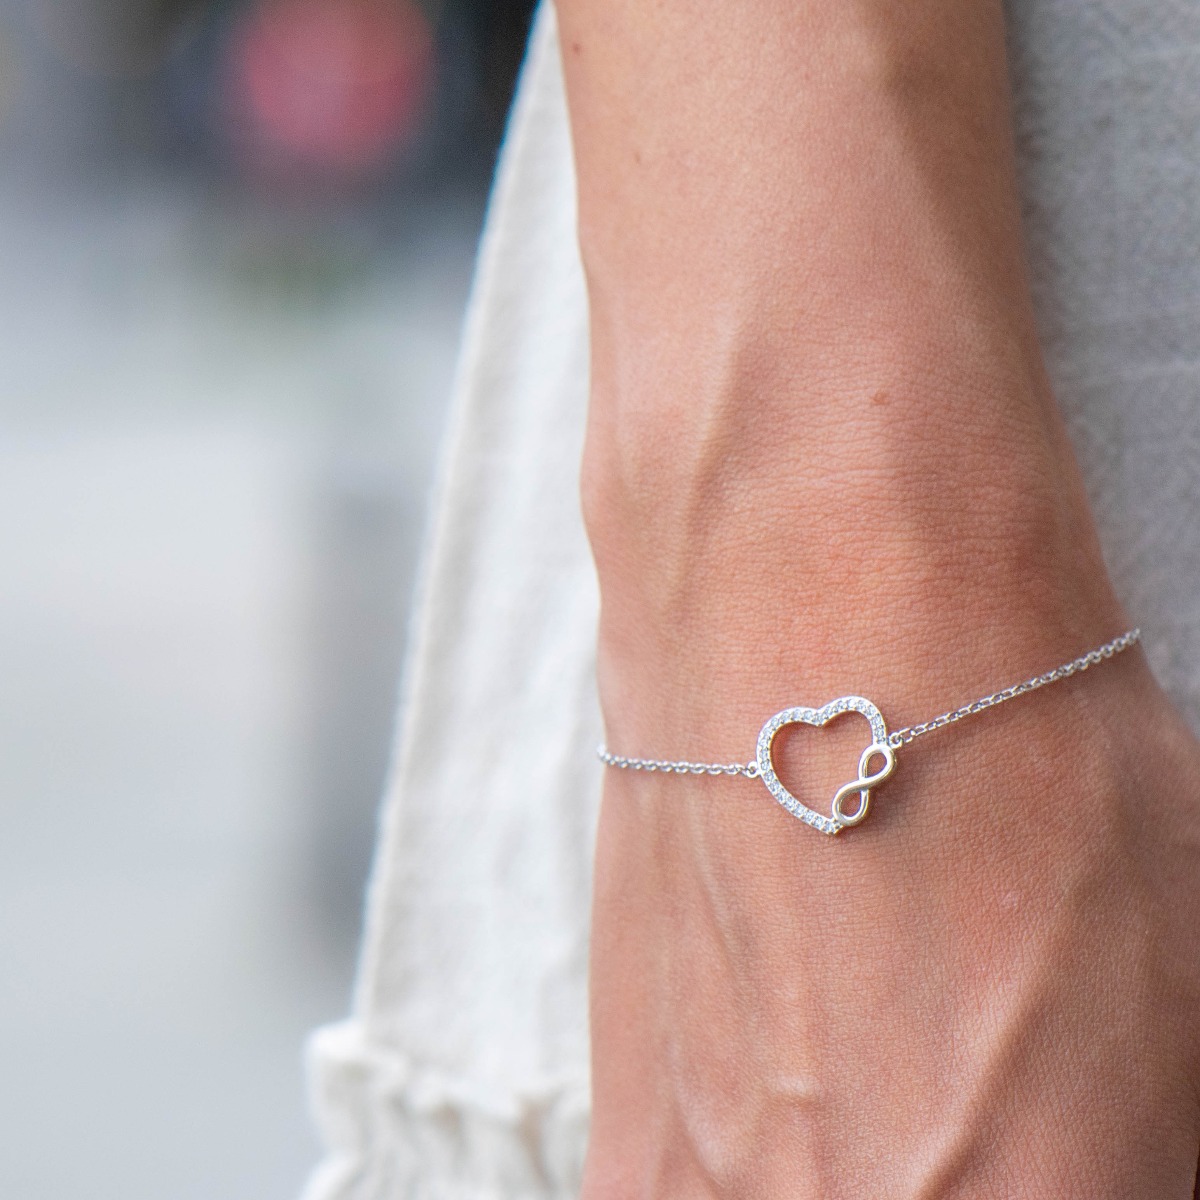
302,2,1200,1196
303,1023,590,1200
301,7,598,1197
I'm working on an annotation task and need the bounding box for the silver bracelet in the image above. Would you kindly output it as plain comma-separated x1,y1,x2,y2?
597,628,1141,836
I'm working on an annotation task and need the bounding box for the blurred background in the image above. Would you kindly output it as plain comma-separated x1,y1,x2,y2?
0,0,536,1194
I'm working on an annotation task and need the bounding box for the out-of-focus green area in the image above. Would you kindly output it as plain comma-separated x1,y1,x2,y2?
0,2,534,1196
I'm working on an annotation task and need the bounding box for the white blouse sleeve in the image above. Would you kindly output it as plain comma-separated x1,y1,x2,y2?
301,5,599,1196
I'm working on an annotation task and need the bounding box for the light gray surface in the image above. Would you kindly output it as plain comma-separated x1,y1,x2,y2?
0,181,478,1199
1008,0,1200,725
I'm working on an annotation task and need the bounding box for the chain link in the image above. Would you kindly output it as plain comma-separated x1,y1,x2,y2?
597,629,1140,775
595,747,761,778
884,627,1140,749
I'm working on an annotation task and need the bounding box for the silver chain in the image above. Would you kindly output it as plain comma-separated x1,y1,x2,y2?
594,747,762,779
885,627,1140,749
597,628,1140,777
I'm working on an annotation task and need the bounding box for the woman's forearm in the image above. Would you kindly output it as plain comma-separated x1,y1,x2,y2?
557,3,1200,1198
559,0,1123,757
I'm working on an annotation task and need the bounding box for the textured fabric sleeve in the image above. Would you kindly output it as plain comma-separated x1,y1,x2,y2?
301,5,598,1197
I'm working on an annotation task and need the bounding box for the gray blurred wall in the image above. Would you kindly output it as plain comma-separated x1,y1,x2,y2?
0,1,535,1195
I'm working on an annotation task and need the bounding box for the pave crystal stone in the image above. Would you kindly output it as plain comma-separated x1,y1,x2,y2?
755,696,891,837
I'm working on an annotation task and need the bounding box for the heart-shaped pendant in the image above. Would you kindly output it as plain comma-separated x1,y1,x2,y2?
755,696,896,835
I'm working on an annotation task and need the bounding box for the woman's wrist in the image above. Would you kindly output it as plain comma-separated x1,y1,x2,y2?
584,354,1127,760
577,261,1191,1200
563,0,1098,725
584,399,1191,1196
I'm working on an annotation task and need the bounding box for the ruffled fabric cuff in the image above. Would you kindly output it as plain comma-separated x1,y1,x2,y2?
301,1022,589,1200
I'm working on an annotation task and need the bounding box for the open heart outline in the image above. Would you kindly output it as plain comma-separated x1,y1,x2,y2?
755,696,895,835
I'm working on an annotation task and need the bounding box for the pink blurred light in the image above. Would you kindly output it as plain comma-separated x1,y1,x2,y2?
228,0,435,178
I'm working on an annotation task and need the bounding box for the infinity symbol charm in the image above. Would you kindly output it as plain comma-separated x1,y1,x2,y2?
830,742,895,826
755,696,897,836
